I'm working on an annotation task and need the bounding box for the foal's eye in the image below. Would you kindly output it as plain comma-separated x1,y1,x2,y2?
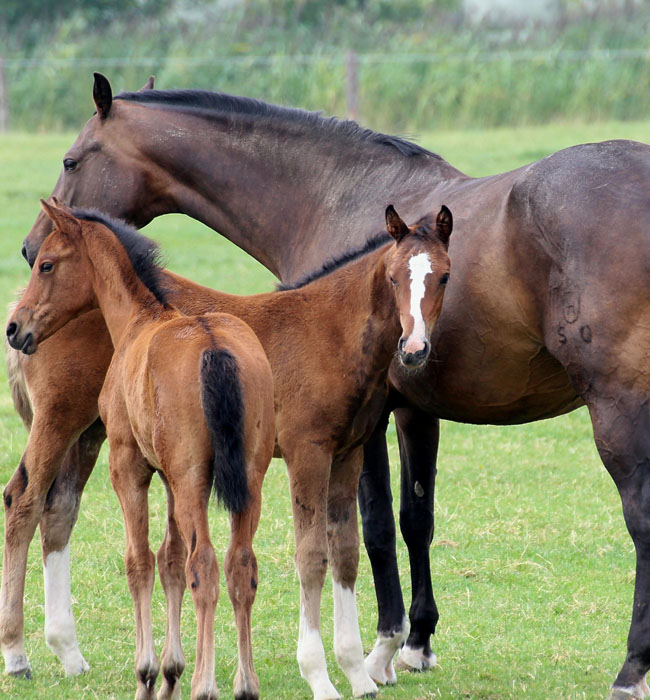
40,262,53,273
63,158,77,172
389,276,397,286
440,273,450,286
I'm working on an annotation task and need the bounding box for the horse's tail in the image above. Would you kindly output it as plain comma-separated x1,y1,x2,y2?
199,347,249,513
5,295,33,430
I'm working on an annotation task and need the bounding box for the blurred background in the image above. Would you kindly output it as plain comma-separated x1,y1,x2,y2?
1,0,649,133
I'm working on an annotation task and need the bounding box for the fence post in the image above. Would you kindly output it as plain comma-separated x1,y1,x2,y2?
0,58,7,133
346,50,359,122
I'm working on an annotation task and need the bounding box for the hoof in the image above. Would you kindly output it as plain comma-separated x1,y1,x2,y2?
234,692,259,700
9,667,32,680
608,690,645,700
396,645,436,672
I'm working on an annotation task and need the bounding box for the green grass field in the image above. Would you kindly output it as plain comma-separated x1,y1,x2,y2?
1,119,650,700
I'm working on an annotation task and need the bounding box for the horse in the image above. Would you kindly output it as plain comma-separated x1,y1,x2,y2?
6,199,276,700
7,199,453,700
5,73,650,699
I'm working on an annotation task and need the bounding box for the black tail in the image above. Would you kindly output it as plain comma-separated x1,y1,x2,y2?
200,348,249,513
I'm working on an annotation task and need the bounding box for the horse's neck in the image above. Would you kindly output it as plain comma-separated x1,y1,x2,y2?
84,233,163,348
135,107,462,282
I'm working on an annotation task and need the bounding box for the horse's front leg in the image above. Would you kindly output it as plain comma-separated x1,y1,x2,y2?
109,442,158,700
327,448,378,698
359,414,408,685
39,418,106,676
0,412,86,678
393,406,439,672
284,443,340,700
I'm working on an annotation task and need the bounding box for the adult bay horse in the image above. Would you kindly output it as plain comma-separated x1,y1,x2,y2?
9,200,452,700
5,73,650,698
8,199,276,700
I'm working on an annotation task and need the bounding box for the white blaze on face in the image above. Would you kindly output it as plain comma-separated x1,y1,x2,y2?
404,252,433,354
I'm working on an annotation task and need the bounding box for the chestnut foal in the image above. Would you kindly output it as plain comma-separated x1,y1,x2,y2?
6,200,275,700
7,201,451,700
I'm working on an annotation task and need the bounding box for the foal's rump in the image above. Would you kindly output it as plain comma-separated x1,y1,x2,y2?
145,312,274,512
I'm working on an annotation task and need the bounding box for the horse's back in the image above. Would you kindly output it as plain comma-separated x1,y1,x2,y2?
395,139,650,423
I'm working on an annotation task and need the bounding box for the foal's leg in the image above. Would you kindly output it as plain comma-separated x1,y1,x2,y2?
156,479,186,700
393,407,440,671
39,418,106,675
171,483,219,700
0,413,87,677
359,413,408,685
285,444,340,700
225,468,264,700
109,443,158,700
327,448,378,698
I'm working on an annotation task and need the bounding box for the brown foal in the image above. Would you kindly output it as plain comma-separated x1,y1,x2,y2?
6,200,275,700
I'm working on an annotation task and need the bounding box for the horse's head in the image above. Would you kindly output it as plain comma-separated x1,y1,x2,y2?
385,204,452,369
8,199,96,354
22,73,156,267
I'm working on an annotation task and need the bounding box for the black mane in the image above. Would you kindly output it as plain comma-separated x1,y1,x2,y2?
71,208,168,306
115,88,440,159
277,232,391,291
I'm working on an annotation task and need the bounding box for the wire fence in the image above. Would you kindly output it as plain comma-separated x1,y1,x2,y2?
3,48,650,132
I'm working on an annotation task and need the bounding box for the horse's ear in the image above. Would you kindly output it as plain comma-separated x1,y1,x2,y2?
386,205,410,243
93,73,113,120
40,198,81,236
139,75,155,91
435,205,453,248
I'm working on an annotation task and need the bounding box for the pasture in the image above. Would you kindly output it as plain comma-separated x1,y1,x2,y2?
1,119,649,699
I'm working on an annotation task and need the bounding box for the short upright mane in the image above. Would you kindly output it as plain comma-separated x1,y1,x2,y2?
278,232,391,291
71,208,168,306
115,89,440,159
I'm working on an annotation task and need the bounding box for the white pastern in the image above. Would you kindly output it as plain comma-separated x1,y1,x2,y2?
3,646,31,677
364,615,409,685
333,582,378,697
405,253,433,352
610,678,650,699
297,606,340,700
44,545,89,675
396,643,437,671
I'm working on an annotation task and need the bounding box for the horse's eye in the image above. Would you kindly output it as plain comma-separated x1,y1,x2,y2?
389,276,397,286
40,261,53,273
440,273,450,286
63,158,77,172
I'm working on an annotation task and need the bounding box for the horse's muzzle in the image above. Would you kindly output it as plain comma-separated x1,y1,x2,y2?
398,339,430,369
6,322,37,355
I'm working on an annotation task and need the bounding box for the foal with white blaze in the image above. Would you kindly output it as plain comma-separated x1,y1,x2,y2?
6,200,275,700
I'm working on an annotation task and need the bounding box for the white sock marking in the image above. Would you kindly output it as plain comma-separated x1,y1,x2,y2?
297,604,340,700
44,545,89,675
333,582,377,697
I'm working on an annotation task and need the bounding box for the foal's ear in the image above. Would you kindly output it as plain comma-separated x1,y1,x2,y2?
139,75,155,91
435,205,453,248
93,73,113,120
40,198,81,236
386,205,410,243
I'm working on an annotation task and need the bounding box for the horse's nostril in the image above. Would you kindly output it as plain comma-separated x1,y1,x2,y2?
6,322,17,339
21,243,28,262
398,337,406,353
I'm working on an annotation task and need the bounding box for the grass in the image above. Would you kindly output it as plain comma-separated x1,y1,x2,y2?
0,119,649,699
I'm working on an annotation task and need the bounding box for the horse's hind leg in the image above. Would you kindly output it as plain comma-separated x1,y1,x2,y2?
171,483,219,700
156,479,187,700
585,390,650,700
393,407,439,672
327,448,378,698
359,414,408,685
39,418,105,675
